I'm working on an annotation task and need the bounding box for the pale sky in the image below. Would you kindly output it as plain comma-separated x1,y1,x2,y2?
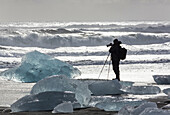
0,0,170,22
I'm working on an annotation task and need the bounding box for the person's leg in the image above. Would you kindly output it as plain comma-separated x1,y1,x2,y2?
112,60,120,81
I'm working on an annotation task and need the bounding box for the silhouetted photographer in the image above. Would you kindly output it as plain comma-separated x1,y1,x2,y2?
107,39,127,81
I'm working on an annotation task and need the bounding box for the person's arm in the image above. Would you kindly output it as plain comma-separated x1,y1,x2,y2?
109,46,114,53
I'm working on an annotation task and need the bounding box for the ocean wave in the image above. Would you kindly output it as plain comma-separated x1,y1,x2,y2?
1,22,170,48
0,61,19,68
67,59,170,66
117,34,170,45
0,32,170,48
80,24,170,33
33,28,82,34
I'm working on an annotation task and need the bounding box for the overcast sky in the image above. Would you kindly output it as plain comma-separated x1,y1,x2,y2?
0,0,170,22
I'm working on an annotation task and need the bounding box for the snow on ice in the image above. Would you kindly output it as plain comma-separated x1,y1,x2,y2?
0,51,81,82
11,91,76,112
31,75,92,107
153,75,170,84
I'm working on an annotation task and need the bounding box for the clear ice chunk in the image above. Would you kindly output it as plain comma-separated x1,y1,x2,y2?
88,80,124,95
163,88,170,97
140,108,170,115
162,104,170,109
0,51,81,83
11,91,76,112
88,96,122,107
52,102,73,113
31,75,92,106
119,81,134,88
153,75,170,84
118,102,169,115
95,99,144,111
131,102,157,115
122,86,161,95
118,106,134,115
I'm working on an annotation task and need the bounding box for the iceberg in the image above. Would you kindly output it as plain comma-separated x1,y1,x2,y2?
122,86,161,95
0,51,81,82
11,91,76,112
88,80,124,95
52,102,73,113
153,75,170,84
31,75,91,106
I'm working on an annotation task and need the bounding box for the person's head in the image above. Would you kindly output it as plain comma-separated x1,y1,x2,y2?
113,39,121,44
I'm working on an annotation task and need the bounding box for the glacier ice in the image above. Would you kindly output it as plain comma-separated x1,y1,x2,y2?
95,99,144,111
122,86,161,95
88,96,123,107
88,79,124,95
118,102,170,115
52,102,73,113
31,75,92,106
119,81,134,88
118,106,134,115
153,75,170,84
0,51,81,82
11,91,76,112
162,104,170,109
131,102,157,115
72,102,81,109
163,88,170,97
140,108,170,115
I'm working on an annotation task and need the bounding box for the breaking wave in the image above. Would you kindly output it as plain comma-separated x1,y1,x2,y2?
0,21,170,48
0,32,170,48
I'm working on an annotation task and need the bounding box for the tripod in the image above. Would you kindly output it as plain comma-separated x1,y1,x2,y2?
98,53,111,80
89,53,111,85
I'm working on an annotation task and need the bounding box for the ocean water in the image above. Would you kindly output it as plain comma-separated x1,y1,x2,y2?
0,21,170,106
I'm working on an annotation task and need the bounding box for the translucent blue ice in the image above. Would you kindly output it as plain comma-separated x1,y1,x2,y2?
95,99,144,111
88,80,124,95
122,86,161,95
11,91,76,112
0,51,81,82
153,75,170,84
31,75,92,107
52,102,73,113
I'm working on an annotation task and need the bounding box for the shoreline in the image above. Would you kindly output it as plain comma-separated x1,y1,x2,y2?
1,96,169,115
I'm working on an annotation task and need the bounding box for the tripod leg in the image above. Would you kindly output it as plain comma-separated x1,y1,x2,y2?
107,57,111,80
98,53,110,79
